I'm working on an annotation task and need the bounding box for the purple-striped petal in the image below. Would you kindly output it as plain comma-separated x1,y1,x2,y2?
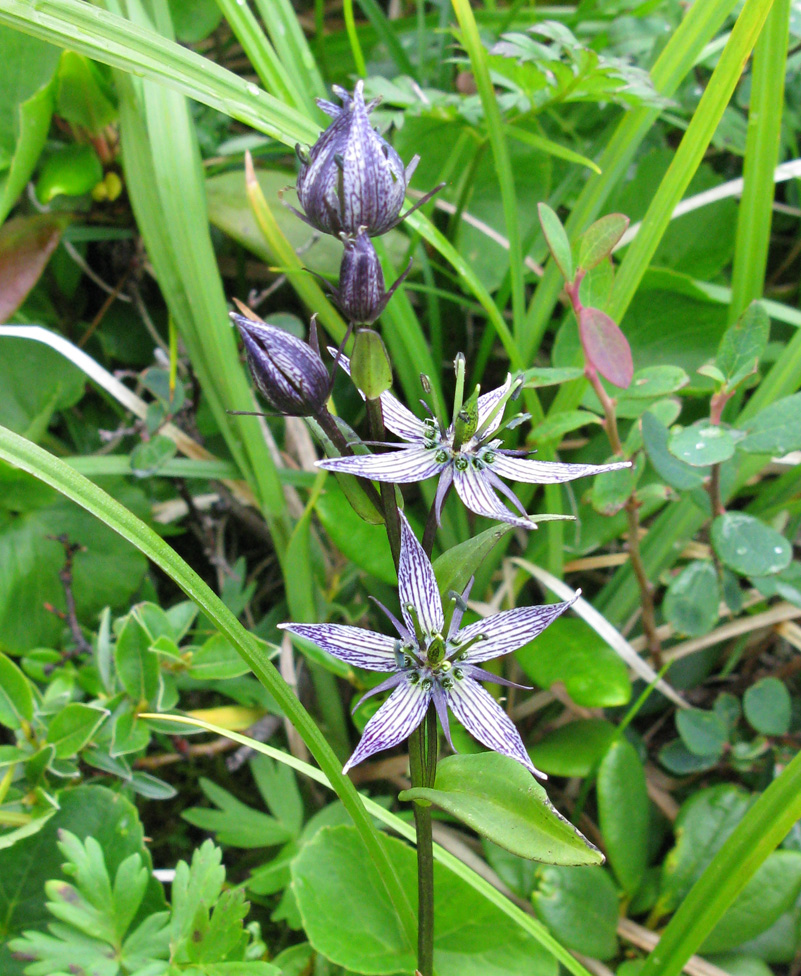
278,622,398,671
453,462,536,529
462,665,532,690
490,454,631,484
328,348,429,442
456,594,578,664
351,671,407,714
343,676,431,772
432,682,454,751
398,512,444,637
476,376,512,436
446,676,543,777
317,447,446,484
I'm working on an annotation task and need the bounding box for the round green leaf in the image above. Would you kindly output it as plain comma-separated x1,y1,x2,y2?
743,677,791,736
676,708,728,758
597,739,649,896
400,753,602,865
532,864,619,960
292,823,558,976
528,720,616,778
622,365,689,399
712,512,792,577
664,561,720,637
668,421,736,466
516,617,631,708
658,740,720,775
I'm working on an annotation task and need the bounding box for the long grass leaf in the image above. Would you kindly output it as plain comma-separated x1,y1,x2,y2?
0,0,317,144
451,0,525,344
521,0,741,363
728,0,791,321
0,423,417,948
609,0,776,324
638,748,801,976
214,0,310,113
251,0,325,106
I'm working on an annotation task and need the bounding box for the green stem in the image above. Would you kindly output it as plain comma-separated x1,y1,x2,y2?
366,397,401,567
409,707,438,976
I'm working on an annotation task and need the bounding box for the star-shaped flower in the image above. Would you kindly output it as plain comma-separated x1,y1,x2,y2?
317,355,630,528
280,512,577,775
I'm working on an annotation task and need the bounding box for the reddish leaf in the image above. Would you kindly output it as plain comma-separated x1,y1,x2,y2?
0,214,67,321
579,306,633,389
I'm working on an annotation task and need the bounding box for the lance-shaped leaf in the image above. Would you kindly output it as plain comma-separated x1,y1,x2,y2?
578,213,629,271
400,752,603,864
579,306,633,388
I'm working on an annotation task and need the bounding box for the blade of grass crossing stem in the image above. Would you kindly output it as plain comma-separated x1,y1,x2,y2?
599,322,801,623
506,126,601,174
639,749,801,976
608,0,775,324
0,424,416,949
145,713,597,976
728,0,790,323
112,0,289,536
342,0,367,76
451,0,526,346
0,0,318,145
251,0,326,108
214,0,309,112
521,0,741,363
243,152,348,344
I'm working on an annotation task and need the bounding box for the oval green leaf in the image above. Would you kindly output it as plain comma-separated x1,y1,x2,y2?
399,752,603,865
743,677,791,736
597,738,649,896
711,512,792,577
668,421,736,467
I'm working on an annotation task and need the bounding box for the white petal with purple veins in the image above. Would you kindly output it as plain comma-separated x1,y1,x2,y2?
446,676,543,777
475,376,512,437
457,595,578,663
453,462,535,529
398,512,444,636
278,622,397,671
490,454,631,484
343,676,431,771
317,447,446,483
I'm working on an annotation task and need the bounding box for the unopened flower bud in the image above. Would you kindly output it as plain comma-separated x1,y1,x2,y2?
232,313,330,417
289,81,443,237
328,231,411,325
350,328,393,399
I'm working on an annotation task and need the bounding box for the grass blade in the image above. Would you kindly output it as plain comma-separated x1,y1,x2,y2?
728,0,790,322
608,0,776,324
0,0,318,144
451,0,526,343
638,748,801,976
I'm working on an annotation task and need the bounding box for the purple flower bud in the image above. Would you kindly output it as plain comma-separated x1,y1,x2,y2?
290,81,437,237
332,231,411,325
232,313,330,417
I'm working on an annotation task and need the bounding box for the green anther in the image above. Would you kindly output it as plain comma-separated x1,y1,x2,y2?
483,451,496,464
404,602,427,645
454,456,469,471
452,385,480,453
421,677,433,690
409,671,421,684
435,450,449,464
440,660,452,672
453,668,464,680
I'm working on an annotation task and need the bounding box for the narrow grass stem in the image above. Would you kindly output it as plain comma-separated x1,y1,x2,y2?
409,707,438,976
366,398,401,568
